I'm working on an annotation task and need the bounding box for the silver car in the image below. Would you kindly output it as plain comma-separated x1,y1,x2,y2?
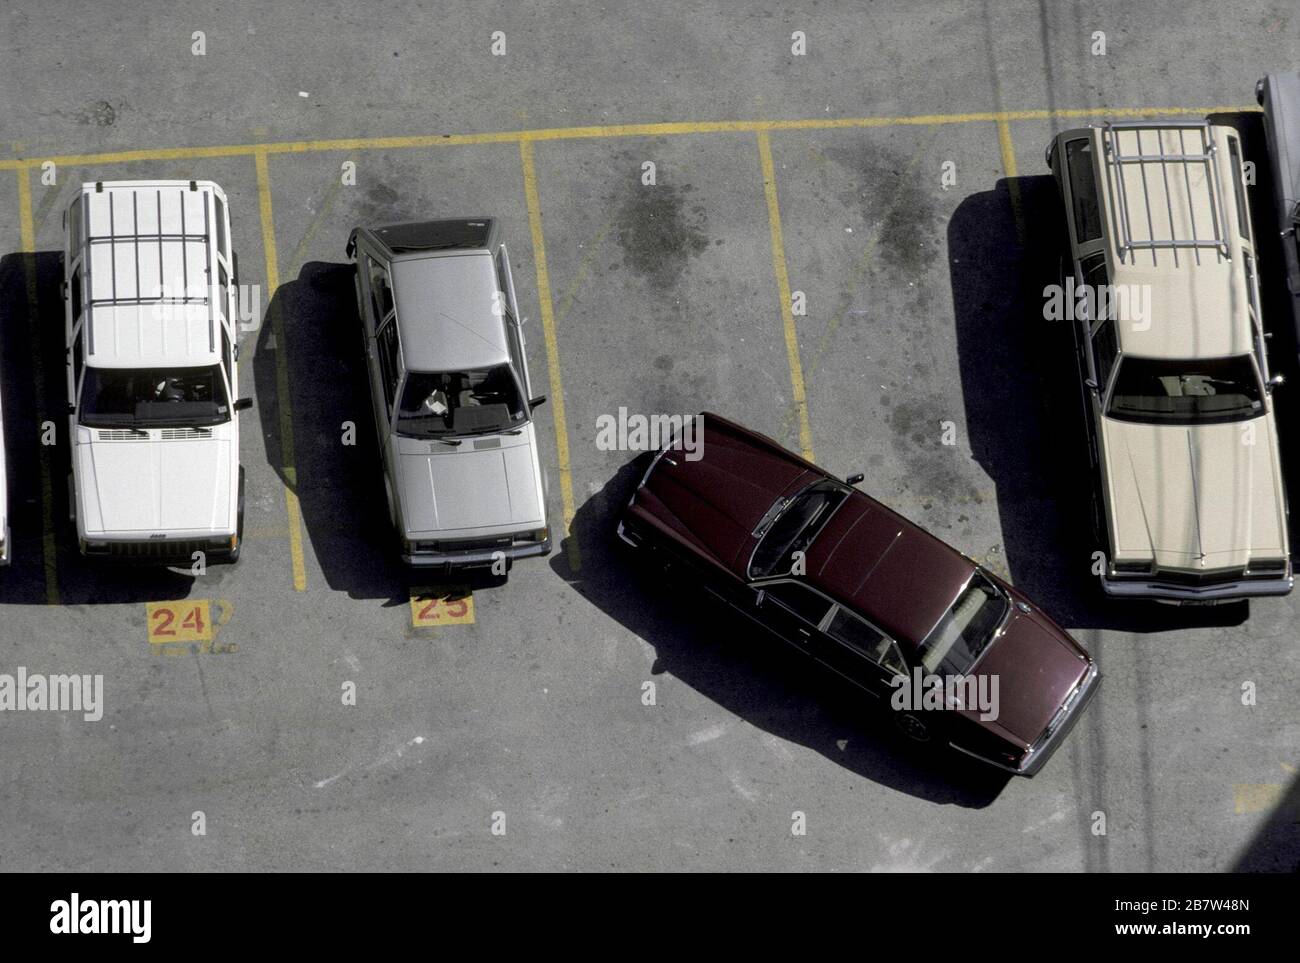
346,218,550,570
1258,71,1300,353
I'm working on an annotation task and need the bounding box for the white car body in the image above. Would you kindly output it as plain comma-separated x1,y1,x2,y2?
64,180,248,562
347,218,551,569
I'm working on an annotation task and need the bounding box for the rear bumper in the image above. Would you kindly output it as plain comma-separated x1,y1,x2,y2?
402,537,551,569
1101,571,1293,603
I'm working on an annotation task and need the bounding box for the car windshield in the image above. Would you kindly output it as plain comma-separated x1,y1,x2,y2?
395,364,526,438
1106,355,1264,425
79,365,230,428
748,480,847,578
917,572,1009,675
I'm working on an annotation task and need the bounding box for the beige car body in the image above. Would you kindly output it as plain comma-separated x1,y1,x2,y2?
1049,122,1292,601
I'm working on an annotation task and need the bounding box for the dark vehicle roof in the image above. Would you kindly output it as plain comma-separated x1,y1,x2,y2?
629,413,977,644
371,218,496,256
632,414,812,572
801,495,976,649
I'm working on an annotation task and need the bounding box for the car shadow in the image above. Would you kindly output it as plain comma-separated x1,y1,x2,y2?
1231,770,1300,872
550,453,1012,809
254,261,509,602
0,251,196,605
947,178,1250,632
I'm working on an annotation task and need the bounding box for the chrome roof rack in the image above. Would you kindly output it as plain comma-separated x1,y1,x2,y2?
1100,121,1231,265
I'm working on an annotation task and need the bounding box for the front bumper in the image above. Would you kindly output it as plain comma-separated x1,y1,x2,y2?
952,661,1102,777
402,536,551,569
1101,571,1293,603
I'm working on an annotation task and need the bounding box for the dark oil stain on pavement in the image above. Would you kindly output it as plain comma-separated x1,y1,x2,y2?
614,177,709,289
828,142,942,279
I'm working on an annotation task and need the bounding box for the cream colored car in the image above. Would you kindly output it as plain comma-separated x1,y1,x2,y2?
1047,122,1292,602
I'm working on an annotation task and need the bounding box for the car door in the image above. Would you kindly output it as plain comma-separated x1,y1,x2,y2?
813,604,909,699
752,580,831,656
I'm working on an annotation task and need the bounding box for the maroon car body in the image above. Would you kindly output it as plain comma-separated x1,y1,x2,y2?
617,412,1100,776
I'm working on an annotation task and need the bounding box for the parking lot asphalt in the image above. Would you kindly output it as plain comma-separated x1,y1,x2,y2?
0,1,1297,871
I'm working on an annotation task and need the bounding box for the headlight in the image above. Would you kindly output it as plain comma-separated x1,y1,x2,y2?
1110,559,1152,575
514,527,548,544
1246,558,1287,575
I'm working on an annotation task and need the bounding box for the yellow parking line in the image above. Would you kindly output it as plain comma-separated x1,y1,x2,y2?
996,118,1025,244
255,150,308,591
519,139,580,573
757,131,815,463
0,106,1256,171
15,165,60,605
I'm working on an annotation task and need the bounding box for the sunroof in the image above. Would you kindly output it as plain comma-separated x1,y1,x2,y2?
376,219,492,253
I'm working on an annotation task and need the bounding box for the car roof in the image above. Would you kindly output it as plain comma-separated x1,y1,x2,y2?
1070,124,1256,361
77,180,222,368
391,252,511,372
803,493,975,648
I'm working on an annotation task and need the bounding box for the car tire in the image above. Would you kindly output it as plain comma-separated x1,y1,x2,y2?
894,713,931,743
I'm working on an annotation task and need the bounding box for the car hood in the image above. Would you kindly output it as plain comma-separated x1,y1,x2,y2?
77,433,234,534
966,607,1092,747
395,428,544,534
1100,415,1289,569
631,416,812,572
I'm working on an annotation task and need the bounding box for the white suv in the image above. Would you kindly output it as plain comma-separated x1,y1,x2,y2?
63,180,251,563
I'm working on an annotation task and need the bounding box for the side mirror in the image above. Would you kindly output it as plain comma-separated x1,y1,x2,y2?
234,397,254,412
1268,373,1285,391
1084,377,1099,391
528,395,547,409
845,473,865,486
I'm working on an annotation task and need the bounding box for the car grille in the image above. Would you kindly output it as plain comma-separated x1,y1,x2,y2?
413,535,514,554
93,539,212,559
1153,567,1246,586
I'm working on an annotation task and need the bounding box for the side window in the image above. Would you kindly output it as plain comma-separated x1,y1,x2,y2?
826,607,886,655
72,330,84,397
69,266,83,321
215,194,228,257
764,582,831,626
375,319,401,412
1228,137,1250,241
1092,318,1119,386
367,256,394,321
68,196,83,250
1066,138,1103,243
1244,252,1261,322
217,262,230,321
221,328,233,381
1079,252,1109,321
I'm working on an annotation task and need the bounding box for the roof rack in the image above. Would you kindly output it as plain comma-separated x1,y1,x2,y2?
1100,121,1231,265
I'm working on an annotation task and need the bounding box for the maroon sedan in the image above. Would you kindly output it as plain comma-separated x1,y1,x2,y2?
617,413,1100,776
